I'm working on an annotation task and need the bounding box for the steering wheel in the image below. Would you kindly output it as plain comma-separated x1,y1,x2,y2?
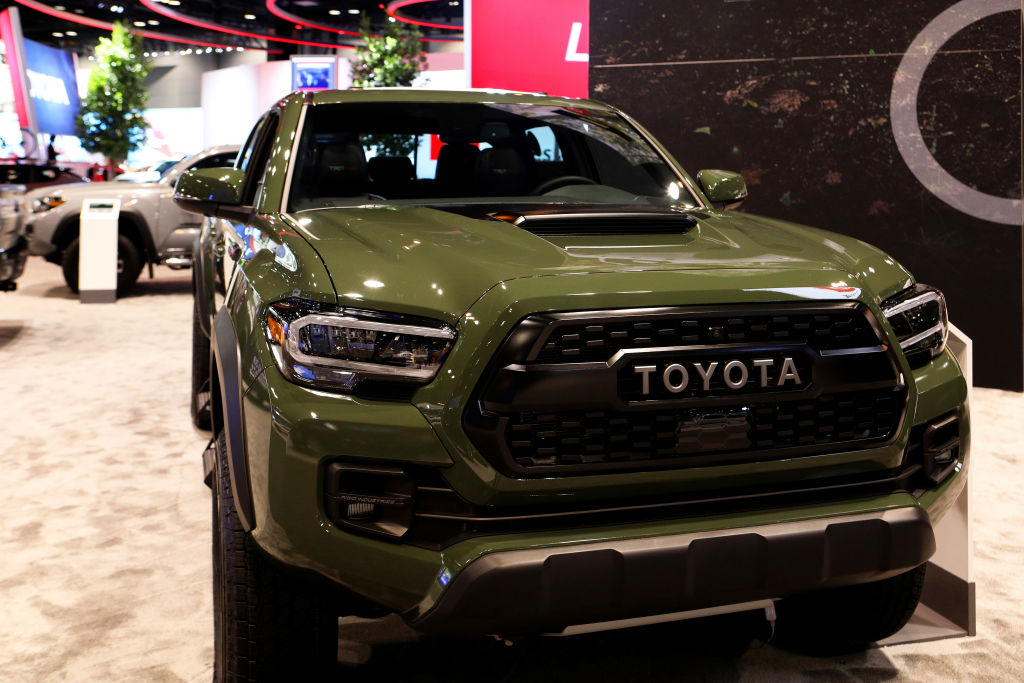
532,175,598,195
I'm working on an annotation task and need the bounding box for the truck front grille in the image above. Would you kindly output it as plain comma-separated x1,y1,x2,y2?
506,388,901,471
535,309,880,363
464,303,905,477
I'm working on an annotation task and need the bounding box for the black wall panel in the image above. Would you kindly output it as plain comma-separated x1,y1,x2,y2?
591,0,1022,390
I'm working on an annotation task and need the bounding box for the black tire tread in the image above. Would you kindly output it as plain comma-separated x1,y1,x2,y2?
212,433,338,682
60,234,143,295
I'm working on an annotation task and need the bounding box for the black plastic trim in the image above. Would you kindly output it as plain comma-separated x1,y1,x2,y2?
212,307,255,531
411,507,935,636
192,233,212,338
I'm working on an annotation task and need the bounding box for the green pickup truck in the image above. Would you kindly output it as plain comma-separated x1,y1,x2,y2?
178,89,968,681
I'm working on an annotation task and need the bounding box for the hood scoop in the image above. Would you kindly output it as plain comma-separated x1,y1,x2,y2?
491,207,698,236
432,203,698,236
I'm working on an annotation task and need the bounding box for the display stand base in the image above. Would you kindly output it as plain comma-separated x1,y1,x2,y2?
80,289,116,304
877,560,975,647
878,604,967,646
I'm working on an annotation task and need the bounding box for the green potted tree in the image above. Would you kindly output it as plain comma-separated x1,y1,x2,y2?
76,21,151,176
352,18,427,157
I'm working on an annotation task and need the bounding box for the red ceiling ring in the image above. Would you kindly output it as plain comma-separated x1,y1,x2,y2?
12,0,281,52
387,0,463,31
138,0,358,50
265,0,461,43
263,0,361,38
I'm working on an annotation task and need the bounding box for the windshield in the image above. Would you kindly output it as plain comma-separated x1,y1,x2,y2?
287,102,698,212
154,158,181,178
114,159,182,183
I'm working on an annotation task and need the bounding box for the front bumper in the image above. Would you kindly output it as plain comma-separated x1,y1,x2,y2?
412,507,934,635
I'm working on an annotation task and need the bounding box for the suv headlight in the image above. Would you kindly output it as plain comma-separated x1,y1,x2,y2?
33,194,65,213
882,284,948,368
265,298,456,392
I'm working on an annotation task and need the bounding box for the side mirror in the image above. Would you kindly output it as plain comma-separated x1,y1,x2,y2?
696,169,748,210
173,168,252,222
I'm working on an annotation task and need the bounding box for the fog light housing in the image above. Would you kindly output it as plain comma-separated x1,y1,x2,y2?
921,412,960,485
324,463,415,540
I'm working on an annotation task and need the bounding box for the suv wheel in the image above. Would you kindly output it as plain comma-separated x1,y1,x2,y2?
60,234,143,295
774,563,927,655
211,433,339,681
190,291,212,430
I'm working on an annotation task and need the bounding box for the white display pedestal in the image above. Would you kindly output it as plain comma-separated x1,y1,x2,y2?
78,199,120,304
880,322,975,646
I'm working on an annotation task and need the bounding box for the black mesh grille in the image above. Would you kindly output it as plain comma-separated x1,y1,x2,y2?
464,303,904,477
536,310,879,363
506,389,902,470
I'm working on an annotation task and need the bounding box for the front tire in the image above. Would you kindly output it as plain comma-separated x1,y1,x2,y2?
211,433,339,681
774,564,927,655
60,234,143,295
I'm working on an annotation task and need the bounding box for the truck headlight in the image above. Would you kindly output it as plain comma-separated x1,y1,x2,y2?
882,284,948,367
265,299,456,392
33,194,65,213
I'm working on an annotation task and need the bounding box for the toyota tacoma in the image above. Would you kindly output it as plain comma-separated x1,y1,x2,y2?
177,89,968,680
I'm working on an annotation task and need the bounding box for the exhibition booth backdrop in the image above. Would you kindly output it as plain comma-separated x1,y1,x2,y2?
590,0,1023,391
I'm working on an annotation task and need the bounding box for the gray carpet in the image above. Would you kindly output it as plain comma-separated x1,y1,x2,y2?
2,260,1022,682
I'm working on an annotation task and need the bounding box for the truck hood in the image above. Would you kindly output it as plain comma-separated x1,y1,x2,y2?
284,203,912,323
23,179,166,203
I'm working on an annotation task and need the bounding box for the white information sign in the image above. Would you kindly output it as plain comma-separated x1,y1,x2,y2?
78,198,120,304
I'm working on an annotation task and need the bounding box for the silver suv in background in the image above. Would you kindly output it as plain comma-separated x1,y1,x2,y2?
23,145,238,294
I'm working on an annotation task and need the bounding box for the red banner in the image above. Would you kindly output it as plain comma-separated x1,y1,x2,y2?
470,0,588,98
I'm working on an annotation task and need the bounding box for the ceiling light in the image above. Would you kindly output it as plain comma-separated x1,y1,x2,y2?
328,9,341,15
133,21,146,27
388,16,395,22
348,8,360,14
52,32,64,37
66,30,77,36
54,5,65,9
244,14,256,20
148,20,159,25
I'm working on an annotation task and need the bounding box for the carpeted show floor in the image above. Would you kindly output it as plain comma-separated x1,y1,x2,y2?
2,260,1022,682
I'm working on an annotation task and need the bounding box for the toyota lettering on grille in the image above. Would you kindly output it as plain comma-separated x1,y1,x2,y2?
632,357,803,396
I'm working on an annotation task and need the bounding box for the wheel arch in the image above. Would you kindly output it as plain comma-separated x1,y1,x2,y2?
192,231,214,338
115,211,156,263
51,210,156,263
211,307,256,532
